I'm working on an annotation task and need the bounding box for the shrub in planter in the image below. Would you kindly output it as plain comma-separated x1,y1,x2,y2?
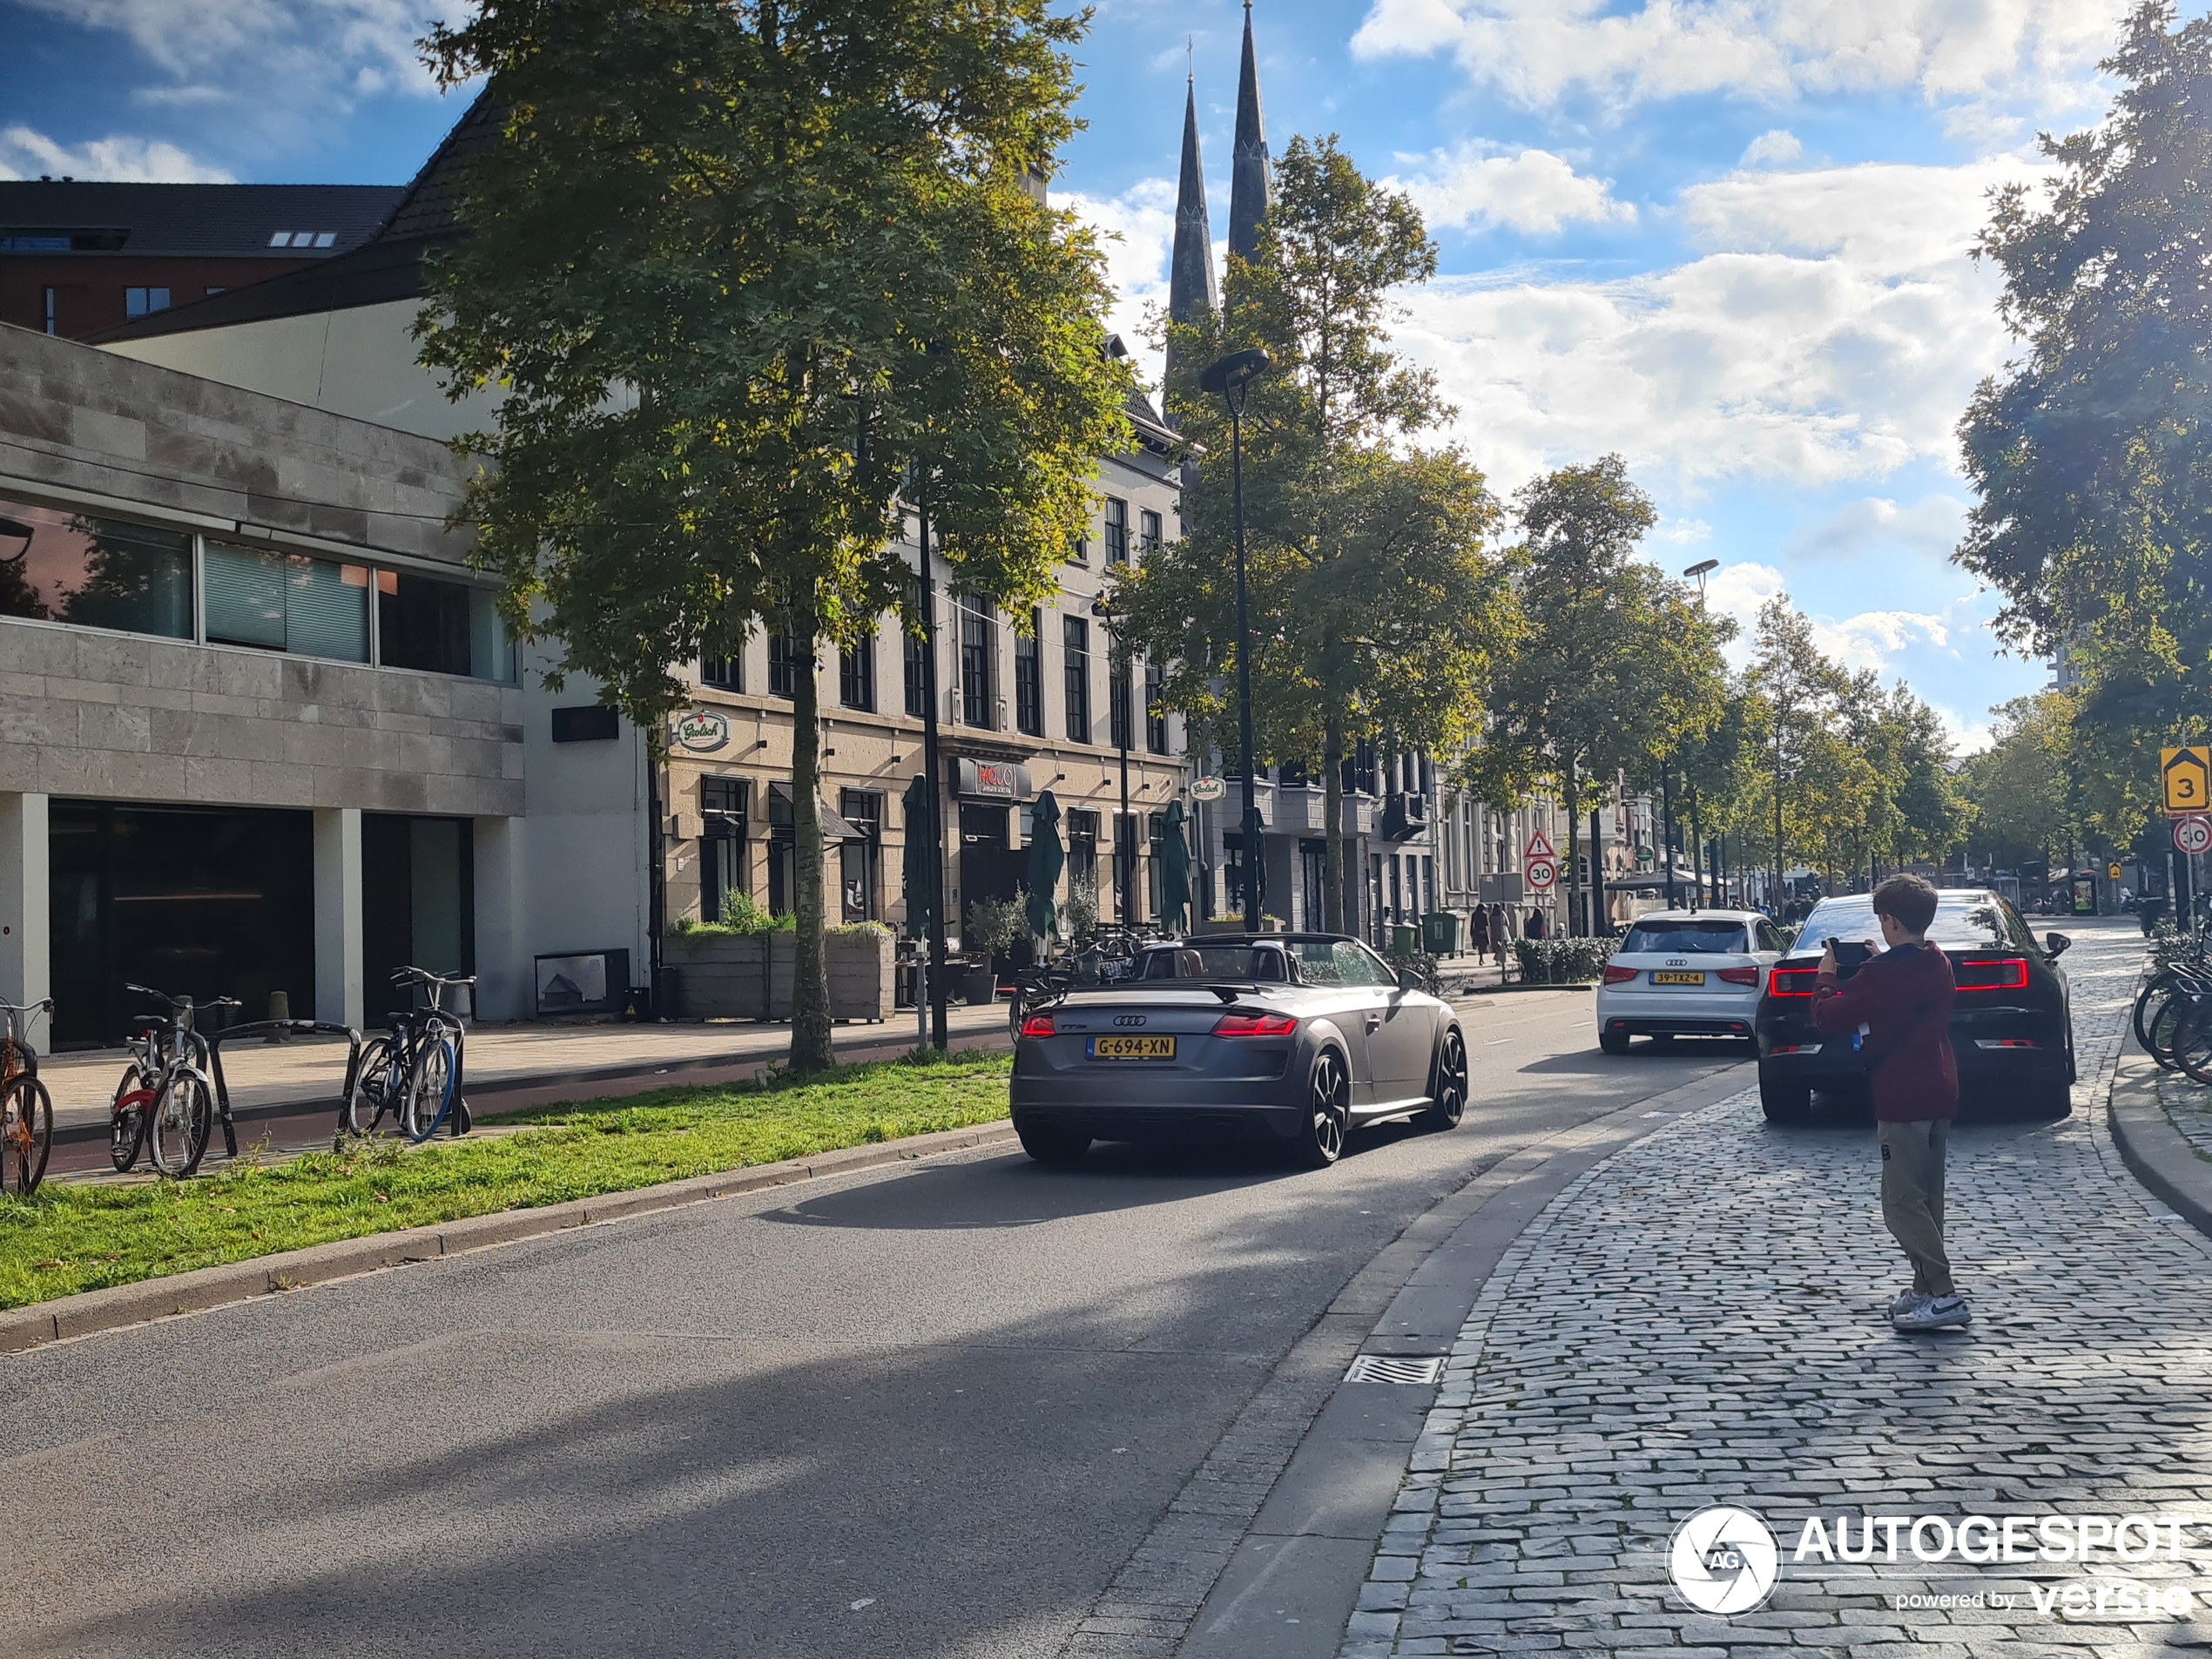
1512,936,1615,985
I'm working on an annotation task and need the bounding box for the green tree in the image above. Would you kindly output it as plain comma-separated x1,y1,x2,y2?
1743,597,1883,895
1122,135,1510,929
416,0,1130,1069
1958,694,2077,867
1462,456,1730,934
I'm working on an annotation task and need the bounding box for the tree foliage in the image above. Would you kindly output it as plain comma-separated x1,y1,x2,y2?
417,0,1131,1068
1119,135,1510,927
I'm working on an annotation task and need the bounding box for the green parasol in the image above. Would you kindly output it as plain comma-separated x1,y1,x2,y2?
1162,799,1191,934
900,773,933,941
1024,789,1064,941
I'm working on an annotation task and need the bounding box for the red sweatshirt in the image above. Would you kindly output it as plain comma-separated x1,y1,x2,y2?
1811,941,1959,1122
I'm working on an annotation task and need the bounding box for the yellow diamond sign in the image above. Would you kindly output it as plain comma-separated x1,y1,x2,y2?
2163,746,2211,814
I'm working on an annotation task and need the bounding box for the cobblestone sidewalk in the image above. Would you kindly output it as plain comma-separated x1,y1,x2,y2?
1342,922,2212,1657
2155,1069,2212,1167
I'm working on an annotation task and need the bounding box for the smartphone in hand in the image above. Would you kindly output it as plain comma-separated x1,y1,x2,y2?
1824,937,1873,971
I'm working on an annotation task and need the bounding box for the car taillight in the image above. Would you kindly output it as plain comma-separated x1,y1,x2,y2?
1769,968,1818,998
1602,966,1638,985
1213,1010,1298,1037
1717,967,1760,987
1018,1013,1055,1039
1956,957,2030,992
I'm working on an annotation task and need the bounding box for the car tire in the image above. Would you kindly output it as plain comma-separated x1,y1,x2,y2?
1292,1047,1351,1169
1758,1067,1811,1123
2031,1069,2074,1119
1015,1120,1091,1164
1598,1028,1631,1056
1416,1029,1467,1131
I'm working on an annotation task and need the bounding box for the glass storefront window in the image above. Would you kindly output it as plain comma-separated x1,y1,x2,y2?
204,541,369,661
375,569,515,682
0,496,191,639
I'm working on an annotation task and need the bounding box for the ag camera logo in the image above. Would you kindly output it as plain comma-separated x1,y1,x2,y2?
1669,1506,1781,1614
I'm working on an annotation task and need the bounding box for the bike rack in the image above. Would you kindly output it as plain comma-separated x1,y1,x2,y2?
200,1021,365,1160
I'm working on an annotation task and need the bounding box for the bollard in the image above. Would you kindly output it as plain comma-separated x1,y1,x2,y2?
266,989,291,1042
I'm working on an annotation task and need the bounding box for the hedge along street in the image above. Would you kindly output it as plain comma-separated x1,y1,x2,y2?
0,1051,1012,1312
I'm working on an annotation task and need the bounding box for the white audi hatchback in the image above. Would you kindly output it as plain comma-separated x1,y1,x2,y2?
1594,910,1787,1055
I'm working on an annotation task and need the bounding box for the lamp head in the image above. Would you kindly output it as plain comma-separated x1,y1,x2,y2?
1683,558,1720,580
1198,348,1270,397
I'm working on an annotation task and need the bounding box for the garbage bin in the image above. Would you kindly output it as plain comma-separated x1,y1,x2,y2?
1421,911,1460,955
1391,923,1421,957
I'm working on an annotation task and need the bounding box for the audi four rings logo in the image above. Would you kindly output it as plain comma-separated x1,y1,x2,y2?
1113,1015,1148,1027
1669,1507,1781,1614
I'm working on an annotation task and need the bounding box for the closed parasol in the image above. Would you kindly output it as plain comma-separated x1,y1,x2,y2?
900,774,933,941
1161,799,1191,934
1025,788,1064,941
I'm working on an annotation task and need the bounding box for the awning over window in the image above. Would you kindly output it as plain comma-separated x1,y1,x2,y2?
768,780,862,840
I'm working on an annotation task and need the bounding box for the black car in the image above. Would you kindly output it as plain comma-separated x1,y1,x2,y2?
1754,888,2074,1121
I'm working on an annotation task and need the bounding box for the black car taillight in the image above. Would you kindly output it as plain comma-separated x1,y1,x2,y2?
1955,957,2029,993
1018,1012,1056,1039
1769,967,1818,998
1213,1010,1298,1036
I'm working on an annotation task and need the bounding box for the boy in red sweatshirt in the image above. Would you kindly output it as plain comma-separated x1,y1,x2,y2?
1811,873,1968,1332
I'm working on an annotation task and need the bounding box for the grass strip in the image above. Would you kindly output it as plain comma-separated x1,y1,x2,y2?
0,1050,1011,1312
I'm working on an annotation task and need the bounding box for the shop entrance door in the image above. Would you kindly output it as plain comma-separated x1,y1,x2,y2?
362,815,475,1022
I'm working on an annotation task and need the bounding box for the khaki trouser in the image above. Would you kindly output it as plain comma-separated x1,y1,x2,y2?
1878,1118,1953,1298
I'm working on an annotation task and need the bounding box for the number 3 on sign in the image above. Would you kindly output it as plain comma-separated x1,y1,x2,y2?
2162,746,2211,813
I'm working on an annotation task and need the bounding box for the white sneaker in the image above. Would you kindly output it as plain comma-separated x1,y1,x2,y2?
1895,1294,1972,1332
1888,1289,1932,1318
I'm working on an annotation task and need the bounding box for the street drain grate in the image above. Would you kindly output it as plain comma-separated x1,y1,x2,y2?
1345,1354,1445,1386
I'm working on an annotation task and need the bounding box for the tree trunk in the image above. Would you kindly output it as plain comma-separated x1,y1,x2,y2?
1563,768,1582,938
788,594,834,1072
1323,714,1345,934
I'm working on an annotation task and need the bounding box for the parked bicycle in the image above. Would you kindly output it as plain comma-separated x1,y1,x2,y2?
111,985,239,1177
345,967,475,1143
0,998,55,1197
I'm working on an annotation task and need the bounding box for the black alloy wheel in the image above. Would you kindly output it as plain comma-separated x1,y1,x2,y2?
1295,1047,1351,1169
1417,1029,1468,1130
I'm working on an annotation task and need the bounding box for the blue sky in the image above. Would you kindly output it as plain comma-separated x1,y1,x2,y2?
0,0,2151,749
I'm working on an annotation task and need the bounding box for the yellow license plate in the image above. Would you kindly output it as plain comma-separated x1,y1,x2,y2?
1650,971,1705,986
1088,1035,1177,1060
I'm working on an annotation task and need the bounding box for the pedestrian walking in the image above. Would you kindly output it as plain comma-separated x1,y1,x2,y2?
1811,873,1967,1332
1471,904,1492,966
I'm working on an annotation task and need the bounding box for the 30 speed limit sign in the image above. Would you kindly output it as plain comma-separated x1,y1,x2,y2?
1525,858,1558,891
2175,816,2211,854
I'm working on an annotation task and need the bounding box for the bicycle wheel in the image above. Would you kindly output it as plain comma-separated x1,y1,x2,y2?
2177,1003,2212,1088
2,1076,52,1197
345,1039,394,1136
2148,988,2194,1070
2135,970,2187,1052
404,1037,456,1142
148,1072,212,1177
109,1065,152,1172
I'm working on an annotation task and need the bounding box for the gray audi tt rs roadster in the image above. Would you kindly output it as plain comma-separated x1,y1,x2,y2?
1008,933,1468,1168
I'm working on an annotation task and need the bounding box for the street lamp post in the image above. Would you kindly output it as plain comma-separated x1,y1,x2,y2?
1200,348,1271,934
1092,597,1135,925
1676,559,1718,911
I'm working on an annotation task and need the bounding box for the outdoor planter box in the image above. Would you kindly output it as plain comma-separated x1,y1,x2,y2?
664,928,894,1022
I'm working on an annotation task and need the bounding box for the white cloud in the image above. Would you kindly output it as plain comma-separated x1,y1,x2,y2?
1786,492,1966,563
1811,607,1950,672
1349,0,2128,121
1060,179,1180,394
1740,128,1803,166
0,125,233,183
1661,516,1713,545
1932,705,1995,754
1392,157,2040,491
1386,145,1636,235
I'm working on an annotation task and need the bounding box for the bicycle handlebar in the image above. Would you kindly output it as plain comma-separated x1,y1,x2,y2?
391,966,477,988
0,998,54,1014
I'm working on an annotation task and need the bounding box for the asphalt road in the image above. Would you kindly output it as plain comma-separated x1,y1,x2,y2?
4,987,1749,1659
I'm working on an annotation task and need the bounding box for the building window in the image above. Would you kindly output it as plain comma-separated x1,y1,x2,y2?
840,634,875,711
1144,661,1168,755
1062,615,1090,742
1066,808,1100,896
124,287,171,319
1104,497,1130,564
204,287,227,298
702,651,742,691
1014,608,1043,737
700,778,750,924
840,789,882,922
767,618,806,698
0,497,192,638
903,626,929,718
959,597,995,728
1109,659,1132,751
1139,509,1162,560
203,542,368,661
42,287,57,334
1069,531,1089,564
375,570,514,682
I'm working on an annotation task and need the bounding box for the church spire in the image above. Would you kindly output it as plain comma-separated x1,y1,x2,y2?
1227,0,1271,268
1167,71,1218,346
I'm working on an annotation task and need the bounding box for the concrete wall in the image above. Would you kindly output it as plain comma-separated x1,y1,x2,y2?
102,298,503,443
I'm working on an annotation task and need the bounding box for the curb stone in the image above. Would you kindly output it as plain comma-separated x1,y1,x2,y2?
0,1119,1019,1355
2107,1052,2212,1240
